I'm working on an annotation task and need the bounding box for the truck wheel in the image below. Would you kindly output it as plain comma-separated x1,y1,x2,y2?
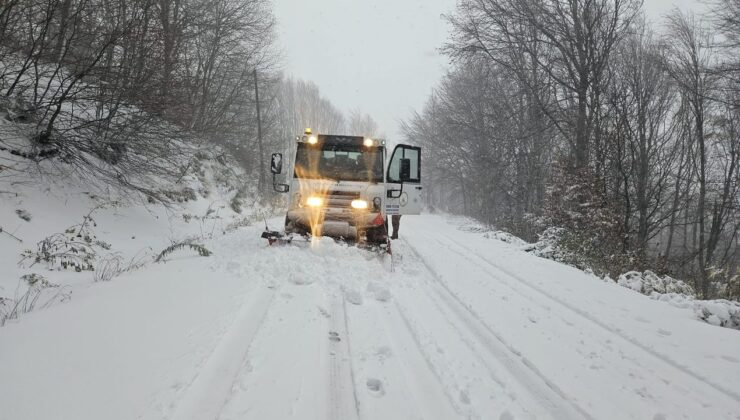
285,217,309,236
365,224,388,245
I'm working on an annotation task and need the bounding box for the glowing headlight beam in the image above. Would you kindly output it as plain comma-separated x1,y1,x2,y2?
363,138,374,147
351,199,369,210
308,135,318,145
306,196,323,207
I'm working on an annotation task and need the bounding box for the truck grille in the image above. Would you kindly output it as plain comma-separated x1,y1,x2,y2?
325,190,360,209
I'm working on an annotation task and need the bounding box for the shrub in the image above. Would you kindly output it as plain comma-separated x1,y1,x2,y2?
19,204,114,272
617,271,695,296
1,275,70,327
540,158,629,276
155,241,212,263
694,300,740,330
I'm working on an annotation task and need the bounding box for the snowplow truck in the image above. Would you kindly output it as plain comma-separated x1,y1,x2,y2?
264,130,422,251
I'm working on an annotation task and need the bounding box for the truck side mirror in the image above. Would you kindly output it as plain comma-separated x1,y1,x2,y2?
400,158,411,182
271,153,283,174
270,153,288,192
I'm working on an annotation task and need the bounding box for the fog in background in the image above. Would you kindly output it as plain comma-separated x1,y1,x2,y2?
273,0,704,139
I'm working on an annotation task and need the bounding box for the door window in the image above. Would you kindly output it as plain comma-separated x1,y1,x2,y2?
387,145,421,183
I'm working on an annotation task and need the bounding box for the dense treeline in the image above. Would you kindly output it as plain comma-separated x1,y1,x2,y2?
0,0,278,193
0,0,378,196
404,0,739,299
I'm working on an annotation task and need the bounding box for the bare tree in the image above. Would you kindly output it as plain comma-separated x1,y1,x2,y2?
606,22,677,261
347,108,379,137
447,0,641,171
664,10,718,296
412,1,739,293
0,0,280,198
273,77,346,139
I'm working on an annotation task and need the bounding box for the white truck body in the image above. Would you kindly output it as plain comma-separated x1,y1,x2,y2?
268,133,422,245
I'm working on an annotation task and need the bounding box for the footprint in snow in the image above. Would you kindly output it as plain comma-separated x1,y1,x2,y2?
635,316,651,323
367,283,392,302
317,306,330,318
499,411,515,420
344,289,363,305
366,378,385,397
328,331,341,342
289,271,316,285
459,390,470,405
375,346,393,361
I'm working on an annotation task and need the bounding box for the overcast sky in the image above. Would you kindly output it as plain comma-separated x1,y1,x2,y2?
273,0,704,140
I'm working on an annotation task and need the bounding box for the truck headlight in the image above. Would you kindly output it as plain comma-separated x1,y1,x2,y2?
306,196,323,207
351,199,369,210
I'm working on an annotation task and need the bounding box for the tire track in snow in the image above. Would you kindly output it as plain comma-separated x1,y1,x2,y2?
401,238,593,420
169,284,276,420
436,232,740,405
385,300,468,419
327,292,361,420
343,281,464,419
393,279,543,419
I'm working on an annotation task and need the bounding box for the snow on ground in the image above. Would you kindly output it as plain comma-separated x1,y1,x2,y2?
0,142,261,315
2,214,740,420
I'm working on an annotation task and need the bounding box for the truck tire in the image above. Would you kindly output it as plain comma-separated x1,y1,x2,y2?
365,224,388,245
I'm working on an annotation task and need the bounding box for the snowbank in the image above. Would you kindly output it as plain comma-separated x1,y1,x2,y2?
0,140,267,326
517,224,740,331
617,270,695,295
612,271,740,330
651,292,740,330
693,300,740,329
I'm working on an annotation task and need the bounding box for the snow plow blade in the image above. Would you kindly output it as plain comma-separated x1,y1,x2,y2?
260,230,391,254
260,230,305,246
357,240,392,255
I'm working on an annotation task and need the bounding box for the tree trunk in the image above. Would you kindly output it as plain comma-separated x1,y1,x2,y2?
695,97,708,297
254,69,265,192
53,0,73,61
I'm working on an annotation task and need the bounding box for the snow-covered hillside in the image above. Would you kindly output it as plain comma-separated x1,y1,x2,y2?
2,212,739,420
0,133,268,326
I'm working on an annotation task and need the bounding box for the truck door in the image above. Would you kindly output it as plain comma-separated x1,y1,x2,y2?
385,144,422,215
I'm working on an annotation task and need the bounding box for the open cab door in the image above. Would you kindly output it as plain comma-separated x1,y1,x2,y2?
385,144,422,215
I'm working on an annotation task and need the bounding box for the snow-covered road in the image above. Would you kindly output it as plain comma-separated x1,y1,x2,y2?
2,215,740,420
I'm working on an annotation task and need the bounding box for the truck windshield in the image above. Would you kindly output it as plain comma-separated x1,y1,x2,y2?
294,143,384,182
